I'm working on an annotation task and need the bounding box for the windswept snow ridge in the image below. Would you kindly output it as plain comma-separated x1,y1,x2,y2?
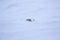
0,0,60,40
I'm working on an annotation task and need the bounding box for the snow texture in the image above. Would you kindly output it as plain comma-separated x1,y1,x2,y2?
0,0,60,40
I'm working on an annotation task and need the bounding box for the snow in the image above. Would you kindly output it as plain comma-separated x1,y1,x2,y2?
0,0,60,40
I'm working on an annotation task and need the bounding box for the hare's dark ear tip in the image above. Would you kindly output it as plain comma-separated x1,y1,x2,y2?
26,19,35,22
26,19,32,22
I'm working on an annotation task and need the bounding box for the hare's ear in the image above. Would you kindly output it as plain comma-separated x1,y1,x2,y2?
26,19,32,22
26,18,35,22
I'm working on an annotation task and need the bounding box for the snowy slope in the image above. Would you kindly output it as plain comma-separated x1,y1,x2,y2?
0,0,60,40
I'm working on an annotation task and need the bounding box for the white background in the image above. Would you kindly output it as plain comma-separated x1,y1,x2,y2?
0,0,60,40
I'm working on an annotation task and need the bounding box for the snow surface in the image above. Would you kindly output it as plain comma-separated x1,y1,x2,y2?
0,0,60,40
